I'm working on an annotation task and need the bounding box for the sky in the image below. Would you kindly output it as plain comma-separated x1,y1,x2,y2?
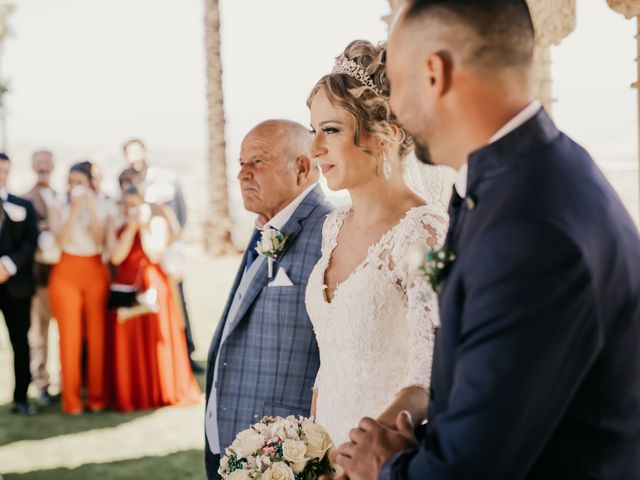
0,0,638,224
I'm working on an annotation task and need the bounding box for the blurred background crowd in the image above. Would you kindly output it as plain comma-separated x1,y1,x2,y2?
2,140,203,418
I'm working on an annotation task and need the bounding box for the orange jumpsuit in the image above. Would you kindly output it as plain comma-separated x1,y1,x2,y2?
49,252,109,414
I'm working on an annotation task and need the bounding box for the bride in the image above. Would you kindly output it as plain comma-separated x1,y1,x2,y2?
305,40,448,446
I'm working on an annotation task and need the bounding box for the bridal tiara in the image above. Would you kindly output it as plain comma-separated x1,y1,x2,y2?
331,55,384,97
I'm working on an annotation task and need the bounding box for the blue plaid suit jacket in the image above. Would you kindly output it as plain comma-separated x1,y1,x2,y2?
205,185,333,459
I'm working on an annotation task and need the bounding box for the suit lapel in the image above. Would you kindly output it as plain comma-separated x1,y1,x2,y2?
223,185,323,338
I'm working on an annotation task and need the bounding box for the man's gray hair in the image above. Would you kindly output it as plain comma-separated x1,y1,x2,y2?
32,149,53,161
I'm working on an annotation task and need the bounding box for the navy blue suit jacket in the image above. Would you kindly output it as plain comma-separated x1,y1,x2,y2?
383,109,640,479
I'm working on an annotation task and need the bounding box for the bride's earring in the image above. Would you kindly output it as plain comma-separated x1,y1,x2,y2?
382,153,392,181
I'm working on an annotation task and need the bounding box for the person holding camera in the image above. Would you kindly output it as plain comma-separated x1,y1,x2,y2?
107,175,201,412
48,161,110,415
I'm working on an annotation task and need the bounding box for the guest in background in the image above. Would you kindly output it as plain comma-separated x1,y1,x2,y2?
86,161,118,264
89,162,118,214
122,138,201,373
49,161,110,415
23,150,59,407
0,153,39,415
107,180,201,412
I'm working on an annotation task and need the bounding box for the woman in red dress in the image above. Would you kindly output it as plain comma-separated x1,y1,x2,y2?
107,181,201,412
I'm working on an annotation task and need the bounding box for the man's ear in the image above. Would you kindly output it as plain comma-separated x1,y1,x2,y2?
426,50,453,98
295,155,312,185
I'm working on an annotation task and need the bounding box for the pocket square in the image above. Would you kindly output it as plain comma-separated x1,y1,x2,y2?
268,267,294,287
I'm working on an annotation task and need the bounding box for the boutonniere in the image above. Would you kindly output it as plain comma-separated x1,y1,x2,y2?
409,244,456,293
256,228,289,278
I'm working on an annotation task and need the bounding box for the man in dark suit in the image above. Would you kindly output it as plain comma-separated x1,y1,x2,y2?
204,120,333,479
0,153,38,415
333,1,640,479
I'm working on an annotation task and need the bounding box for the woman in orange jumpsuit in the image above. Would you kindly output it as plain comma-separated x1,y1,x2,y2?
49,162,110,414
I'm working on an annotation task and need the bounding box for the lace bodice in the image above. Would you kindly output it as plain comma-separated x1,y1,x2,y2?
305,205,448,446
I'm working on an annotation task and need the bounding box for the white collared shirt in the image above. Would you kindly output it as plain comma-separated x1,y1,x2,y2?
256,182,318,232
455,100,541,198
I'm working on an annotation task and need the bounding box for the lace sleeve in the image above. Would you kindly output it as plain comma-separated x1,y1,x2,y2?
320,206,349,256
393,207,448,392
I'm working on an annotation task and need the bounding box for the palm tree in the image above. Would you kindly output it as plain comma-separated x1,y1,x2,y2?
203,0,236,255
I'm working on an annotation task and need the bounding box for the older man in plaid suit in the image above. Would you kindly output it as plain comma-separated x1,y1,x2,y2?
205,119,333,479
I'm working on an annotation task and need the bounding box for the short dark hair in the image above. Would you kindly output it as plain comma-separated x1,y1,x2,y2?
122,138,146,153
405,0,535,71
118,167,143,186
69,160,95,190
0,152,10,162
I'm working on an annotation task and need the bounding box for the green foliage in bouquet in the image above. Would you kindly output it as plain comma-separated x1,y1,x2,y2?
294,456,334,480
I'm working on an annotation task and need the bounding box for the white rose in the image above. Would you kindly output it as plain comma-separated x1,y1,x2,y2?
302,421,333,460
231,429,265,459
262,462,295,480
269,422,287,442
226,469,252,480
256,454,272,471
260,231,276,252
253,422,271,438
282,439,309,473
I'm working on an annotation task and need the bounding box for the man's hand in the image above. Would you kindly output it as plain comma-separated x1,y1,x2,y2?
0,263,10,284
333,411,419,480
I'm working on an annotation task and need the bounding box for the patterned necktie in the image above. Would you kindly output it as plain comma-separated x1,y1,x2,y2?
245,229,263,269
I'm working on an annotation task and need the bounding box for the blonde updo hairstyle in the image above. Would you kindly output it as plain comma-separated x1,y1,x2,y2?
307,40,413,174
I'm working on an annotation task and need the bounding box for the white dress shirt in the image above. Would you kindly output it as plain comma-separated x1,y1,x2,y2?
255,182,319,231
455,101,541,197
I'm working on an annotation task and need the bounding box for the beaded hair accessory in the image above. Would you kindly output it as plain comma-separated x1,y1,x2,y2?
331,55,384,97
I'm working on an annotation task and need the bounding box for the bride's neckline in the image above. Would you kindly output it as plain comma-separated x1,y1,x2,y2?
321,205,428,304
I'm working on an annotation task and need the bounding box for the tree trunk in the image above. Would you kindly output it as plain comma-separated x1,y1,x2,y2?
203,0,236,255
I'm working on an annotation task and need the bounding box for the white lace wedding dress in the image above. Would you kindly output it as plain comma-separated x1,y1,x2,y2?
305,205,448,446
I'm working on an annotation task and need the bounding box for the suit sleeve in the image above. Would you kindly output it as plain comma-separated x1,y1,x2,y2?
5,201,39,272
381,221,601,479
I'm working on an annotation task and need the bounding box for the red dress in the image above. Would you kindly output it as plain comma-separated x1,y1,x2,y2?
112,232,201,412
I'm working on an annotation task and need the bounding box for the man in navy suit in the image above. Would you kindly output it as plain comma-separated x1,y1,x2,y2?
333,1,640,479
204,120,333,479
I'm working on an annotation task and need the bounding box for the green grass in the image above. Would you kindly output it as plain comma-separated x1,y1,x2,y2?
0,402,151,447
0,249,235,479
3,450,205,480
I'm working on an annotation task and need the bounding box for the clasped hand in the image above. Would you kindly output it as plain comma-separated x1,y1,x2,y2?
324,410,419,480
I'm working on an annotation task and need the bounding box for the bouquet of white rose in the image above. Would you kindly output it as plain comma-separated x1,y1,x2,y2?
219,416,334,480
